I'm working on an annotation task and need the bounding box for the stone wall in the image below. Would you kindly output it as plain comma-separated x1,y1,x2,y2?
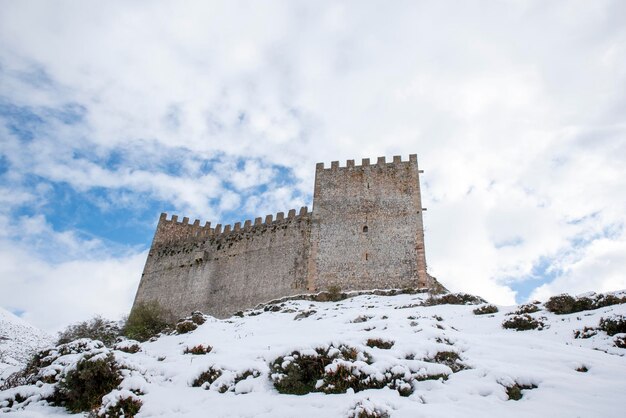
309,154,429,292
132,154,431,320
133,208,312,319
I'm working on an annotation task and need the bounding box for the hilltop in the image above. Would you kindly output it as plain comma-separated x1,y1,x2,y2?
0,308,53,379
1,291,625,417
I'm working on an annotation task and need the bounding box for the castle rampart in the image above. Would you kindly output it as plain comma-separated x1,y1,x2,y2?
132,154,433,319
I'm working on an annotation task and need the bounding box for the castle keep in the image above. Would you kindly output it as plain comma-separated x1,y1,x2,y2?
132,154,433,319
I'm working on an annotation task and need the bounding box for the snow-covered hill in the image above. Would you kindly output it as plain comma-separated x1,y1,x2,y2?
1,291,626,417
0,308,53,377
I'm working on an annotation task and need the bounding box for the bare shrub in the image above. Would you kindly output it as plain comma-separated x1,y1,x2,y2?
573,327,598,339
365,338,394,349
545,293,626,315
184,344,212,355
473,304,498,315
175,320,198,334
192,367,223,388
426,293,486,306
425,351,467,373
502,314,545,331
515,304,540,314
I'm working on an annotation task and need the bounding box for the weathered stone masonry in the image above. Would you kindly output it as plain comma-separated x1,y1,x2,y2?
132,154,433,319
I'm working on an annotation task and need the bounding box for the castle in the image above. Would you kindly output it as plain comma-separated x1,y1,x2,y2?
132,154,434,319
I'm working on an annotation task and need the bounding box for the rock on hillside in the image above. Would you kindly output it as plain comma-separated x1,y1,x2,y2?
0,308,53,377
1,291,626,417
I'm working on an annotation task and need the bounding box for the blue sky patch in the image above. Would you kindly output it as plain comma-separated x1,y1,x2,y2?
0,100,44,142
510,256,562,303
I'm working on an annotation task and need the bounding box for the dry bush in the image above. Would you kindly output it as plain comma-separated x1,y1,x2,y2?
502,314,545,331
473,305,498,315
57,316,121,347
184,344,212,355
365,338,394,349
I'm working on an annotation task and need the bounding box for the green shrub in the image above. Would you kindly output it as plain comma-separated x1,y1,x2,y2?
320,363,380,394
123,301,174,342
269,344,452,397
57,316,120,347
365,338,394,349
505,383,537,401
270,345,377,395
53,353,121,413
502,314,545,331
425,351,467,373
473,304,498,315
2,341,109,391
270,347,414,396
599,315,626,336
614,336,626,349
346,400,390,418
271,351,330,395
100,396,142,417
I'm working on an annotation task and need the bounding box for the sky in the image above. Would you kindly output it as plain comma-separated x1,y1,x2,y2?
0,0,625,332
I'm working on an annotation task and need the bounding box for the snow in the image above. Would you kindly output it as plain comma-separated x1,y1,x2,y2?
0,308,53,378
2,292,626,417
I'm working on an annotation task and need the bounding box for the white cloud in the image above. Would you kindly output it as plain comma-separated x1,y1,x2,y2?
0,0,625,324
530,232,626,300
0,212,145,332
0,243,145,332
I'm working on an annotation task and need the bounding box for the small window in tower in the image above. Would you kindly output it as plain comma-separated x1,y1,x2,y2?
367,182,370,189
365,253,369,261
363,225,368,233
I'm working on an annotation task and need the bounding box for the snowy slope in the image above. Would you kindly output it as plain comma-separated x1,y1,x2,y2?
0,308,53,376
2,292,626,417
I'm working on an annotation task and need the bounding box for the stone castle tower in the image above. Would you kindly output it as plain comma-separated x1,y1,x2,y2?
132,154,433,319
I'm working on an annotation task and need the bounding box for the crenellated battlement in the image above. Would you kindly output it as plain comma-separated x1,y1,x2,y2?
134,153,434,320
315,154,418,171
153,206,310,246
